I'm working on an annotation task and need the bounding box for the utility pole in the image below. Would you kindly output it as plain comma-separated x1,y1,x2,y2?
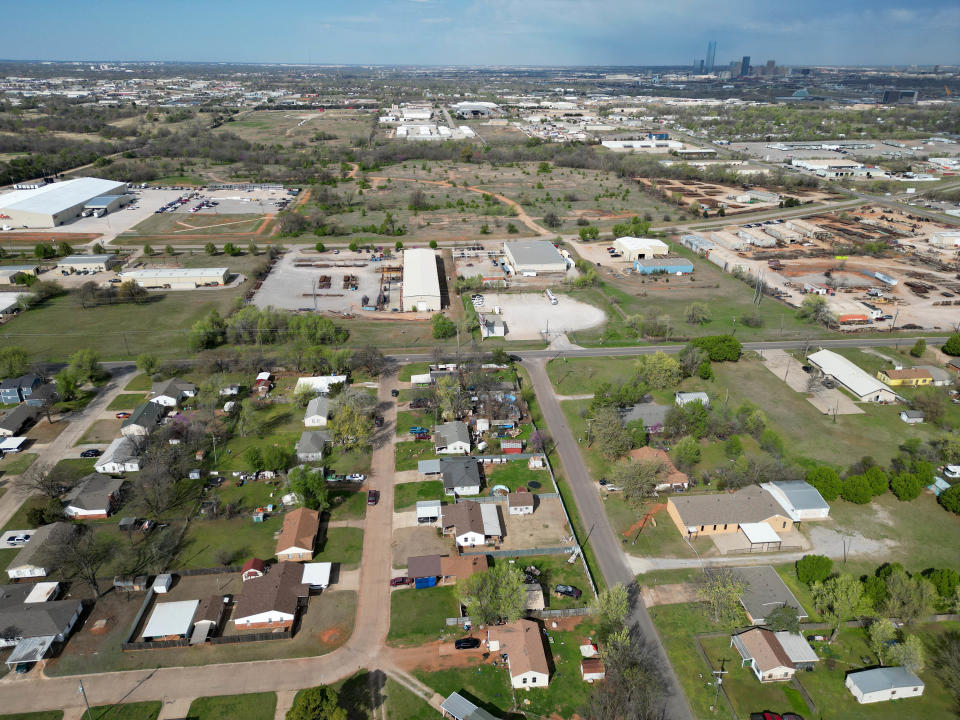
77,680,93,720
711,660,728,712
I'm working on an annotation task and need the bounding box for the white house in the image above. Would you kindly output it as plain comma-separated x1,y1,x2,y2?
435,421,471,454
294,375,347,395
845,667,924,704
508,491,535,515
149,378,197,407
62,474,125,519
95,436,141,474
303,396,330,427
442,501,503,547
437,458,482,496
487,620,550,689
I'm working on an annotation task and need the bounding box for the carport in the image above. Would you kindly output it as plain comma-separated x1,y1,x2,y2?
740,522,782,552
5,635,54,667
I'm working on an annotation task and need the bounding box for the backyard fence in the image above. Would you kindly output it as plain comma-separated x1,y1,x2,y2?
460,546,573,558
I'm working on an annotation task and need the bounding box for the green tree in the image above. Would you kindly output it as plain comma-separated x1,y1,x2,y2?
841,475,872,504
689,335,742,361
671,435,701,471
285,685,346,720
261,444,292,473
594,583,630,643
329,402,374,450
868,618,898,662
941,485,960,515
942,333,960,356
243,446,265,472
204,242,217,255
684,302,712,325
798,294,836,326
890,472,923,501
796,554,833,585
68,348,104,384
885,569,935,624
458,563,526,626
0,346,29,377
429,240,438,249
137,353,158,376
765,604,801,633
909,338,926,357
863,466,889,497
806,466,841,501
143,244,154,256
921,568,959,600
164,244,176,256
637,351,683,389
55,368,80,401
248,242,258,256
591,406,631,460
431,313,456,339
812,574,870,641
609,459,661,507
724,435,744,459
314,242,326,253
33,243,56,259
287,466,331,512
697,569,745,628
888,635,926,674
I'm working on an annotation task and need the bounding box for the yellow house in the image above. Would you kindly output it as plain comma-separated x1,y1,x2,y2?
876,368,932,387
666,486,796,539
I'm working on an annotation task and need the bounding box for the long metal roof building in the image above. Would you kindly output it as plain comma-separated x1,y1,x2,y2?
402,248,441,312
0,178,128,227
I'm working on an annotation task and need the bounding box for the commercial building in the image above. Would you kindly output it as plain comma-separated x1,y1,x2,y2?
760,481,830,521
613,236,669,262
633,257,694,275
807,350,898,403
790,158,874,178
0,177,128,227
503,241,568,275
402,248,442,312
117,267,229,290
83,194,132,214
0,265,39,285
57,255,118,273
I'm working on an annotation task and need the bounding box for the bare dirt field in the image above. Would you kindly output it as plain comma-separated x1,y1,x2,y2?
639,582,698,607
499,496,573,550
392,526,453,568
481,292,606,340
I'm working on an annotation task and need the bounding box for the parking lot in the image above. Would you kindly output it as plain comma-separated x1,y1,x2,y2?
252,248,397,312
477,292,606,340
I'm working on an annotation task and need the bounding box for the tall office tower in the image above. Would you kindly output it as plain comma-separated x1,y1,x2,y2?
765,60,776,76
705,41,717,72
740,56,751,77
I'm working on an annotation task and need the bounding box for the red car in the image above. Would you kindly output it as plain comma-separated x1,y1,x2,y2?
390,577,410,587
115,412,131,419
367,490,380,506
414,433,430,441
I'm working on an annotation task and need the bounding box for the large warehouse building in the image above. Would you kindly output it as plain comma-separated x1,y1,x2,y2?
118,267,229,290
402,249,442,312
0,178,129,228
613,236,669,262
503,241,568,275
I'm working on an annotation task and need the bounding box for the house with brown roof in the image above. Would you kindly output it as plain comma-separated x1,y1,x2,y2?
233,562,309,630
407,553,488,584
441,501,503,547
507,491,535,515
487,619,550,689
275,508,319,562
877,368,932,387
628,446,689,491
731,627,818,683
666,486,795,539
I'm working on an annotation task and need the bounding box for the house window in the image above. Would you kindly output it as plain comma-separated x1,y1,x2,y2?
712,524,717,531
700,525,705,532
522,678,527,684
530,677,537,684
723,524,728,530
891,690,896,696
782,522,787,529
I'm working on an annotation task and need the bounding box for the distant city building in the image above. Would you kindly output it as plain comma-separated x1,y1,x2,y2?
740,56,751,77
705,41,717,73
881,89,917,105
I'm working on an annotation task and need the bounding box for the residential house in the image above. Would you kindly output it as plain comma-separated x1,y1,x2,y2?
731,627,797,682
845,667,924,704
7,523,75,580
487,619,550,689
62,474,125,519
438,457,482,496
0,373,40,404
581,658,606,683
94,436,141,474
233,562,309,630
407,554,488,584
191,595,227,644
241,558,267,582
294,375,347,395
142,600,200,641
675,391,710,407
440,692,501,720
275,508,319,562
918,365,951,386
0,583,83,667
0,405,38,437
620,402,669,433
508,491,535,515
666,486,797,540
295,430,329,463
628,446,689,491
121,402,164,437
25,384,56,408
760,480,830,521
948,358,960,376
900,409,924,424
435,421,471,454
730,565,808,624
442,501,503,548
877,368,932,387
149,378,197,407
303,396,330,427
807,350,898,403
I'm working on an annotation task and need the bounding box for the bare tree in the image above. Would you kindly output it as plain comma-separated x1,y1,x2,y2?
586,628,668,720
15,462,67,500
41,524,116,598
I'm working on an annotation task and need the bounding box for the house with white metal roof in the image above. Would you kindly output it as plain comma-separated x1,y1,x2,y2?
761,480,830,521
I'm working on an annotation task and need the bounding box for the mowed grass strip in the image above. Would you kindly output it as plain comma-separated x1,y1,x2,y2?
393,481,443,511
387,584,459,647
106,394,146,411
186,693,276,720
86,701,162,720
0,452,38,477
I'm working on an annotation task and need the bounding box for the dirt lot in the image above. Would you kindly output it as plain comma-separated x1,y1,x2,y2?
639,582,698,607
500,496,573,551
25,418,68,443
392,526,453,568
480,292,606,340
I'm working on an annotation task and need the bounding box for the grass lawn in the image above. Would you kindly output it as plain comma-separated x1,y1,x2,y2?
0,452,38,477
396,409,433,436
522,554,592,610
484,461,550,493
326,446,373,476
605,496,710,559
124,374,152,391
186,693,276,720
327,490,367,521
106,394,146,411
559,399,615,479
387,584,460,646
49,458,96,485
0,714,62,720
179,514,283,568
314,526,364,568
648,603,738,720
77,419,122,445
393,481,443,511
86,701,162,720
414,665,513,718
516,618,599,718
546,356,639,395
398,362,430,382
395,441,438,472
384,678,434,720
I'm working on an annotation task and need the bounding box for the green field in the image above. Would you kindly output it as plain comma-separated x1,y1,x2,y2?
313,526,364,568
121,213,264,238
106,394,147,410
0,452,38,477
546,356,640,395
186,693,276,720
387,584,460,646
398,362,430,382
87,701,162,720
394,441,438,472
384,678,435,720
484,461,550,492
393,481,444,511
0,713,62,720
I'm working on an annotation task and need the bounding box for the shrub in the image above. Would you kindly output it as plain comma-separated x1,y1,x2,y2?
921,567,959,599
863,466,889,497
890,472,923,501
690,335,742,361
942,333,960,356
909,338,926,357
697,361,714,380
939,484,960,514
841,475,872,504
796,554,833,585
806,466,841,501
431,313,456,339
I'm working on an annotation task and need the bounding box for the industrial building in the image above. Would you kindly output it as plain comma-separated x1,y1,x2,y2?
402,248,442,312
57,255,118,273
613,236,669,262
0,177,128,228
0,265,39,285
503,241,568,275
633,257,694,275
807,350,898,403
117,267,229,290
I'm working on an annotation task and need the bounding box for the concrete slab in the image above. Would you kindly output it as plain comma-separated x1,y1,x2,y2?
158,697,193,719
640,582,698,607
480,292,605,341
275,690,297,720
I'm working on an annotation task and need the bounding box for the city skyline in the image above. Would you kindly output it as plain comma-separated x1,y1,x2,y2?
0,0,957,67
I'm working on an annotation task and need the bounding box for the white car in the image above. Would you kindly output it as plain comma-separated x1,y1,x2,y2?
944,465,960,479
346,473,366,482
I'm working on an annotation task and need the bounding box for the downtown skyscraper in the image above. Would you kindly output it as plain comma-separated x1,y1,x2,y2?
705,40,717,72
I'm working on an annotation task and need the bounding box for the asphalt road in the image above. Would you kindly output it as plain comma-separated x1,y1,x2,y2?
523,358,694,720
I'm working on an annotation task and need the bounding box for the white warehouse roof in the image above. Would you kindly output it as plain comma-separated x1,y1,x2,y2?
142,599,199,639
807,350,893,399
0,178,127,215
58,254,114,266
119,268,229,280
403,248,441,299
615,236,669,253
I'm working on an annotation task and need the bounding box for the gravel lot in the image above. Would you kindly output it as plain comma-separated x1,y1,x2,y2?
479,292,605,340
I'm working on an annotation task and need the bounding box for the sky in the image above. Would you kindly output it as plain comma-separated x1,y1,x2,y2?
1,0,958,67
